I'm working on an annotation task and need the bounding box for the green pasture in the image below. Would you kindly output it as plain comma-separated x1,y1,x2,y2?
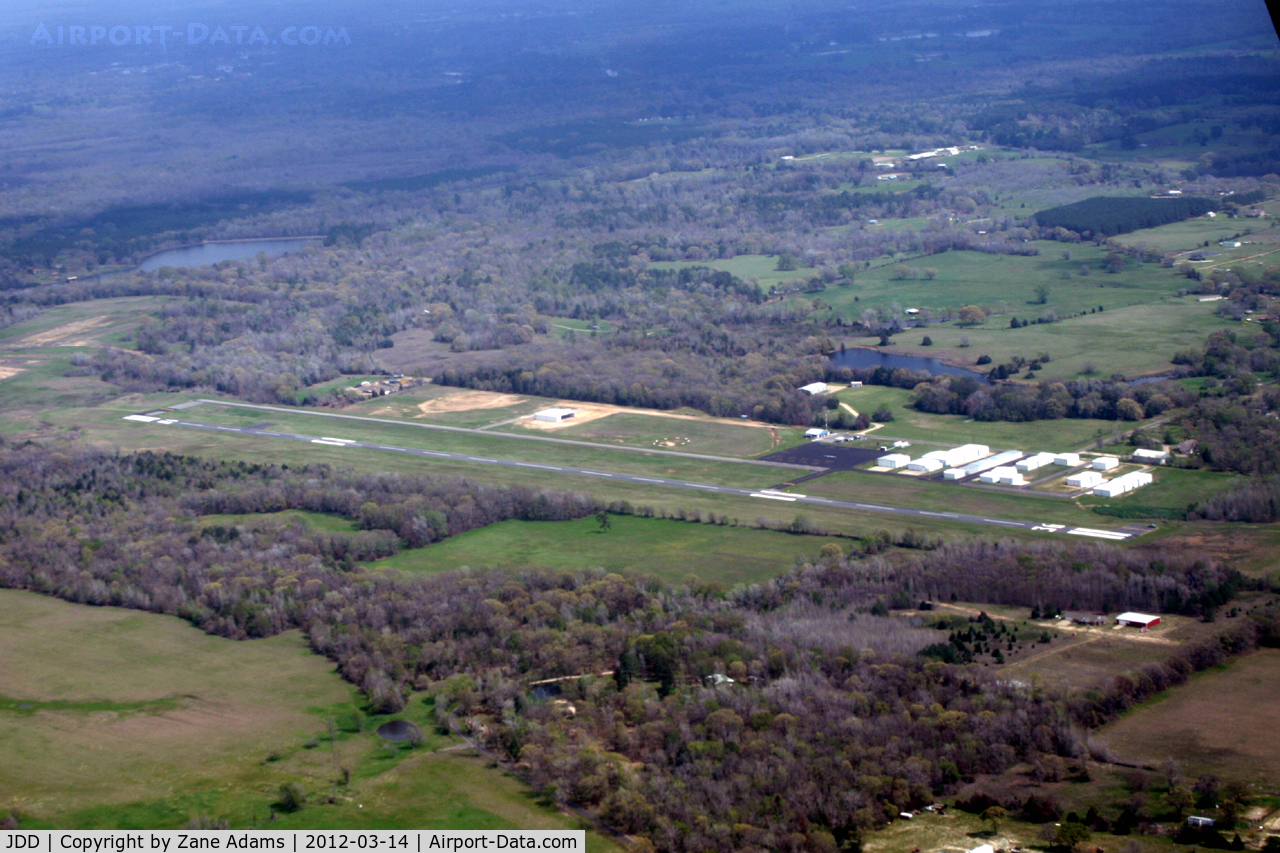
366,514,845,588
818,242,1186,318
549,317,614,339
837,385,1142,451
1116,216,1266,254
0,590,618,844
197,509,361,533
649,254,820,291
501,411,807,458
857,297,1235,381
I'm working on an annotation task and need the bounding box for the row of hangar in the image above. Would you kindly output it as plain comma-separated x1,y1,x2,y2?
875,445,1154,495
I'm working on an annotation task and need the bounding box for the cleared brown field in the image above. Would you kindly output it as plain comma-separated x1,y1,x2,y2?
1001,634,1175,691
1096,649,1280,782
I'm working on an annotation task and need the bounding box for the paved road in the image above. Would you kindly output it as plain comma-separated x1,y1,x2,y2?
126,412,1143,541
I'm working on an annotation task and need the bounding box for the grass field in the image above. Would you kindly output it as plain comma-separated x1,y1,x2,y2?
856,297,1234,381
0,590,619,846
649,254,819,291
502,411,807,458
198,510,362,533
1116,216,1269,254
366,514,847,587
797,471,1118,527
837,385,1141,451
351,384,561,429
819,243,1183,317
1096,649,1280,783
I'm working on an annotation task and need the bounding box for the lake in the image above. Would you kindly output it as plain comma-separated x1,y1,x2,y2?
828,347,991,383
136,237,320,271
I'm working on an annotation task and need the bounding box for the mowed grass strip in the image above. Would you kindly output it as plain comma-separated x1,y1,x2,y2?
366,514,847,588
1096,649,1280,783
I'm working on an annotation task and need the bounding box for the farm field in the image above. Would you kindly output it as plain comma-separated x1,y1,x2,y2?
0,590,619,846
1096,649,1280,783
836,384,1143,451
365,514,847,588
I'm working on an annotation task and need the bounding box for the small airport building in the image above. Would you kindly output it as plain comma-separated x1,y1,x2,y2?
1066,470,1105,489
1132,448,1170,464
534,407,576,423
1092,456,1121,471
1054,453,1081,466
878,453,911,468
805,427,831,439
1016,452,1055,472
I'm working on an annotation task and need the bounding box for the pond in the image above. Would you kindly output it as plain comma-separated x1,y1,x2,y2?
828,347,990,384
136,237,320,271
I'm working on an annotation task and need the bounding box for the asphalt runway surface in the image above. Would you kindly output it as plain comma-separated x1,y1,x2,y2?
125,409,1145,541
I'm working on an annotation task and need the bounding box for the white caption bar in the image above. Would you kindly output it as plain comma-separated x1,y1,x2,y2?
2,831,585,853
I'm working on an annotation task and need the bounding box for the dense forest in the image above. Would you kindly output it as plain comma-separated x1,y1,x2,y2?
1033,196,1214,238
0,441,1267,849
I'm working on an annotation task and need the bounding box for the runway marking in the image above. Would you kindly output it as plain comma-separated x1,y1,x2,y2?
516,463,561,470
634,477,666,483
311,439,348,446
751,493,797,501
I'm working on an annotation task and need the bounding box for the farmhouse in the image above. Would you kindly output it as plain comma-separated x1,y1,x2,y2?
1092,456,1120,471
1064,612,1107,626
1187,816,1215,828
1132,448,1170,464
534,407,576,423
1116,612,1161,629
878,453,911,468
799,382,829,395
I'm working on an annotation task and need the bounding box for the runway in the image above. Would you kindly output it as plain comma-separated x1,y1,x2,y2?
124,410,1146,541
